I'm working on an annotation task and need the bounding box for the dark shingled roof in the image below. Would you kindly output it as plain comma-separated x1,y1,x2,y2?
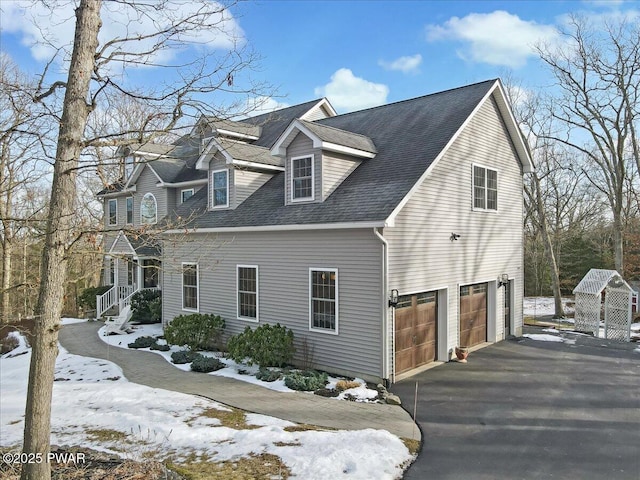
242,99,328,148
298,120,377,154
169,80,497,229
216,138,283,167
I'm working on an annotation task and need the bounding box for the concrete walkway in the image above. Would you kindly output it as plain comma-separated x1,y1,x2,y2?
58,321,420,441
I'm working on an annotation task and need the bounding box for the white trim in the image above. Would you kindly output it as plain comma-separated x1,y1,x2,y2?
126,196,134,225
195,138,216,170
385,80,533,226
471,163,499,212
125,162,163,189
210,168,229,209
290,155,315,203
373,228,390,381
321,142,376,158
157,179,208,188
300,98,338,120
140,192,158,225
107,199,118,226
397,285,449,297
108,230,136,256
162,221,385,235
97,185,136,199
236,264,259,322
272,120,375,159
216,128,259,141
181,262,199,312
309,267,339,335
180,188,195,204
230,159,284,172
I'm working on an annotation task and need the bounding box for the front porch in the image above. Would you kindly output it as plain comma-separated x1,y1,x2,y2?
98,231,161,318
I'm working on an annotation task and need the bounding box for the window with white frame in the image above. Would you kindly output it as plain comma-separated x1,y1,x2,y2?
310,268,338,333
210,169,229,208
291,156,314,201
181,188,194,204
108,258,116,285
237,265,258,321
107,199,117,226
473,165,498,211
126,197,133,224
140,193,157,224
182,263,198,311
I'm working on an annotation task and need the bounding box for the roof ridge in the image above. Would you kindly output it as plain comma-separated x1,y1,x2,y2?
241,98,325,124
320,79,498,121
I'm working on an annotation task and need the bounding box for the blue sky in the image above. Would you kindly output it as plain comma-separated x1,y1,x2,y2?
1,0,638,114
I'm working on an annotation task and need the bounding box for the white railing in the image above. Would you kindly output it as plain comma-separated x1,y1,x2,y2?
96,286,117,318
97,284,160,318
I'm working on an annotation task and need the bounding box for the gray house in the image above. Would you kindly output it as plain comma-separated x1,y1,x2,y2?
98,79,533,383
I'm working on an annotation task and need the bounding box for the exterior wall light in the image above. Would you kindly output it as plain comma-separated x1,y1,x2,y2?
389,289,399,308
450,233,461,241
498,273,509,287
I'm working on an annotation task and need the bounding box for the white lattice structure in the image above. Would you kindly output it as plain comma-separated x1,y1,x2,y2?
573,269,634,341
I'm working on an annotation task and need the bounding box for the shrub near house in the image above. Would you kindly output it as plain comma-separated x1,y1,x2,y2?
164,313,225,351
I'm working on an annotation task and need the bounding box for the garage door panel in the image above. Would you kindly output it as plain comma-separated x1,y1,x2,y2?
460,283,487,348
395,291,438,375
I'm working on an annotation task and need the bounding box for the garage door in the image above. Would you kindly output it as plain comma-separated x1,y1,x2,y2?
460,283,487,347
395,291,437,375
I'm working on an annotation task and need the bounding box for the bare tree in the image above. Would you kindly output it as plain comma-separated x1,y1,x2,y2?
0,55,50,325
536,14,640,274
17,1,272,478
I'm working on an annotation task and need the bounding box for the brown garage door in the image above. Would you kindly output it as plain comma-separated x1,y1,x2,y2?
460,283,487,347
395,291,437,375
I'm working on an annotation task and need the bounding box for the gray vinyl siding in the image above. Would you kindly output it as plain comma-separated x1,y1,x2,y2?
162,228,384,381
321,152,360,201
285,134,321,205
135,165,168,223
386,94,525,364
234,169,273,206
303,104,333,122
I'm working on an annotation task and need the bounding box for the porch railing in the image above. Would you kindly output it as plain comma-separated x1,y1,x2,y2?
96,286,117,319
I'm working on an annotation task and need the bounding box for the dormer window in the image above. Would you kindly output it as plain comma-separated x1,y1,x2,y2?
140,193,157,224
124,155,135,178
291,155,314,202
210,169,229,208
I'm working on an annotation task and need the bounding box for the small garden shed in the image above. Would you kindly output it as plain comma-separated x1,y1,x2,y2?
573,269,634,341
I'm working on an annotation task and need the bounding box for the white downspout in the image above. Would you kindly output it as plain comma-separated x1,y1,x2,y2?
373,227,391,384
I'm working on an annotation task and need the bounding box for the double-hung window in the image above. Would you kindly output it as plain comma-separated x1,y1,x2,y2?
473,165,498,211
211,169,229,208
126,197,133,224
309,268,338,334
237,265,258,321
182,263,199,311
291,156,314,201
107,199,117,226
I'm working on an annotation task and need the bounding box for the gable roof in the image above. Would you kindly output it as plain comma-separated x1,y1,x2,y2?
272,119,377,158
168,79,531,231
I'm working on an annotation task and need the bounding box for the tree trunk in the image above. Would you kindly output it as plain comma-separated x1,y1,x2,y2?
613,216,624,275
1,235,11,324
20,2,102,479
533,172,565,318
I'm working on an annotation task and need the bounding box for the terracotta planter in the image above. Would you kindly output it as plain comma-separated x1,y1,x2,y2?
455,346,469,363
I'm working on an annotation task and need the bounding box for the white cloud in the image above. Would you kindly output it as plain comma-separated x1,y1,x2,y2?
314,69,389,112
426,10,558,68
0,1,244,66
242,96,291,118
378,54,423,74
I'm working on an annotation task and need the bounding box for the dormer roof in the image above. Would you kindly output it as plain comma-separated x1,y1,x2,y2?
196,137,284,171
205,118,262,141
271,119,377,159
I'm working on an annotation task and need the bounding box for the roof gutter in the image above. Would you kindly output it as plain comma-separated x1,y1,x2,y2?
162,221,385,235
156,179,208,188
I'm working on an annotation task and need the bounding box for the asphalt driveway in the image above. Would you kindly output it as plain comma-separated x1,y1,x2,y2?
391,327,640,480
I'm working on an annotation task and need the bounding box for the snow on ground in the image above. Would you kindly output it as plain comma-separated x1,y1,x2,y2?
98,323,380,401
1,334,413,479
522,333,565,343
524,297,576,318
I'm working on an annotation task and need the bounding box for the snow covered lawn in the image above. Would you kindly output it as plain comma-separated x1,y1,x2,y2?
0,332,414,479
98,322,381,401
524,297,576,318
